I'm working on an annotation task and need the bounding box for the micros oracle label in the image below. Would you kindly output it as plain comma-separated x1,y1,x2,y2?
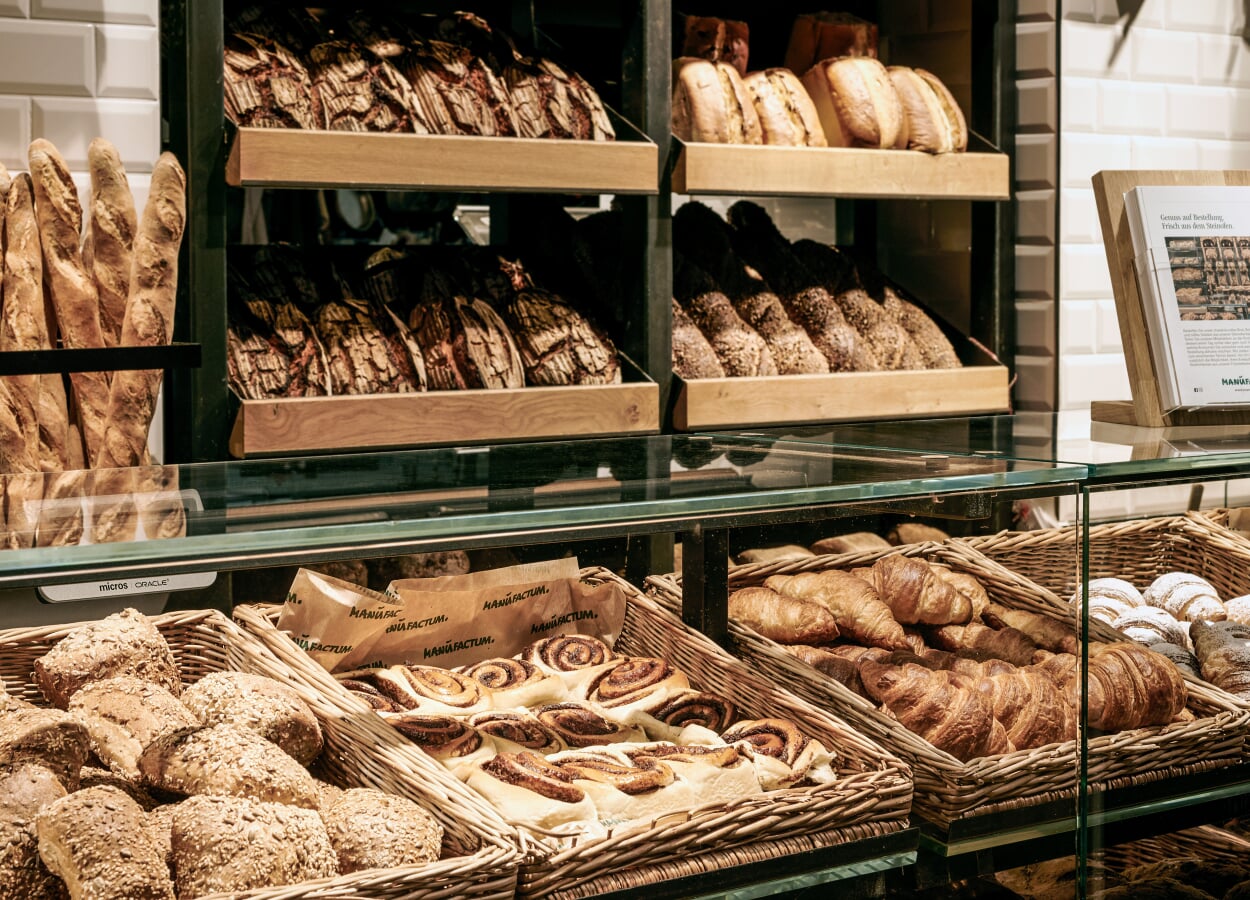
38,572,218,603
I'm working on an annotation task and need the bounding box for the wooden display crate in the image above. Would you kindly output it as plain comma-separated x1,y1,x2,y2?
671,136,1009,199
672,341,1008,431
229,358,659,458
227,113,658,195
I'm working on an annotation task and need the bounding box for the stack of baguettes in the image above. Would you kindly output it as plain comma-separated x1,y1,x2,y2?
0,138,187,550
224,8,615,141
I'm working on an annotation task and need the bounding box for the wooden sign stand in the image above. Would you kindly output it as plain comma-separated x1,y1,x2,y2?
1091,169,1250,428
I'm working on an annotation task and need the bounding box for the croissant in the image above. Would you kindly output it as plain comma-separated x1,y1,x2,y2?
823,645,895,665
1086,643,1187,731
728,586,840,644
858,659,997,761
930,564,991,620
783,645,864,696
1028,651,1077,688
764,571,909,650
976,671,1074,749
901,629,928,654
920,648,1018,678
865,555,972,625
809,532,890,555
1191,620,1250,699
927,622,1039,667
984,603,1079,656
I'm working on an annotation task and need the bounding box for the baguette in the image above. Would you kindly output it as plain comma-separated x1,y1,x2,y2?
97,153,186,470
29,139,111,467
87,138,137,347
36,375,71,472
1,174,46,473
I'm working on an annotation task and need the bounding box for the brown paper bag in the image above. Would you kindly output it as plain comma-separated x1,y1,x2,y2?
275,569,404,671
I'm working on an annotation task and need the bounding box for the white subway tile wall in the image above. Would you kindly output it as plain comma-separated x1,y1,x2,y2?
1015,7,1059,412
1058,0,1250,515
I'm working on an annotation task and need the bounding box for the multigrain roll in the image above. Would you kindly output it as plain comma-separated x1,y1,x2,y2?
77,766,159,811
0,764,66,900
180,672,323,766
35,786,174,900
321,788,442,873
33,608,181,709
170,795,337,897
67,677,197,781
138,724,320,809
0,708,90,791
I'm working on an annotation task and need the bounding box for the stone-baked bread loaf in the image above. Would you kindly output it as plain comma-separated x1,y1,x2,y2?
801,56,902,149
170,795,337,897
0,708,90,791
743,68,826,147
35,785,174,900
672,57,763,144
33,608,181,709
321,787,442,873
887,66,967,153
68,677,197,781
137,723,320,809
179,672,323,766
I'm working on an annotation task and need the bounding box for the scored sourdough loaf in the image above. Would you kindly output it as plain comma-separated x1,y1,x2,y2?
744,69,826,147
224,31,324,129
801,56,903,149
887,66,967,154
28,139,111,468
672,57,763,144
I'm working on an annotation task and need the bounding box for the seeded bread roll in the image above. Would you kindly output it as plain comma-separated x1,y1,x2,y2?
35,786,174,900
67,677,197,781
170,795,337,898
744,68,826,147
322,787,442,873
138,724,320,809
77,766,158,811
144,804,175,877
0,764,67,900
0,708,90,791
180,672,323,766
801,56,902,149
33,608,181,709
672,57,763,144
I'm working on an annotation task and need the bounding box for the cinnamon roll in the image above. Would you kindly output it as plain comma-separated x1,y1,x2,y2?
337,675,409,713
547,748,695,826
534,702,645,748
392,665,494,715
652,691,738,733
466,751,597,832
457,658,568,708
386,713,495,779
721,718,837,790
583,657,691,717
624,742,763,808
519,635,617,690
468,710,566,755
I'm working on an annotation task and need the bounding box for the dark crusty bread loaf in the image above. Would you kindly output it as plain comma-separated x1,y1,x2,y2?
672,299,726,380
308,40,432,133
675,255,776,377
315,297,420,395
224,31,324,129
138,724,321,809
33,608,181,709
0,709,90,791
682,16,749,75
785,11,878,73
672,57,763,144
322,787,442,873
171,795,337,897
506,55,615,141
881,286,961,369
392,30,518,136
67,676,197,781
744,69,826,147
801,56,902,149
180,672,323,767
35,786,174,900
228,262,333,399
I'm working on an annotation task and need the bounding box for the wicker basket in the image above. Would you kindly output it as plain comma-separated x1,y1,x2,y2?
234,567,913,900
647,540,1250,831
1102,824,1250,870
0,608,520,900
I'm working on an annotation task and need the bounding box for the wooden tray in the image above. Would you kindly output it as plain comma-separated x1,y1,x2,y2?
672,135,1009,199
227,112,658,195
672,341,1008,431
229,358,659,458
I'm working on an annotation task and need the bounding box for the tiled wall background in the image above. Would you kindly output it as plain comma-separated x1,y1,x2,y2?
0,0,159,211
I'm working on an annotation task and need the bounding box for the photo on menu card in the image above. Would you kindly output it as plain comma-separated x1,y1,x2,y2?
1125,185,1250,411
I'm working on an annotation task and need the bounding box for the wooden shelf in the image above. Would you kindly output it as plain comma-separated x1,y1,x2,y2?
226,120,659,195
673,358,1009,431
229,378,660,458
671,136,1009,200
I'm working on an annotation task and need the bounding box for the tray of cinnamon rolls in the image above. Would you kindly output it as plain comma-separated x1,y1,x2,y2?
233,568,913,899
646,538,1250,835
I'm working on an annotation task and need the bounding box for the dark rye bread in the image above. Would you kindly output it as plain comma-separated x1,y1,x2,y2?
227,263,331,398
507,55,615,141
224,32,323,129
674,202,827,375
315,296,421,395
672,299,726,379
306,40,432,133
790,240,925,370
726,201,879,372
675,254,776,377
